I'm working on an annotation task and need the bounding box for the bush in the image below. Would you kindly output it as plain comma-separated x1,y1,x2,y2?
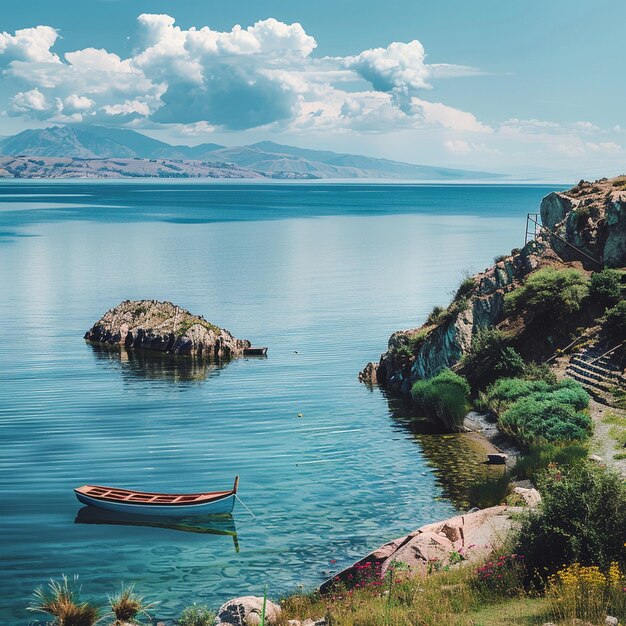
426,305,447,326
516,463,626,585
178,604,215,626
483,378,591,447
522,362,557,385
589,268,623,307
454,276,475,301
411,369,470,431
461,328,525,390
546,561,626,624
505,267,589,320
481,378,552,414
603,300,626,340
500,397,591,447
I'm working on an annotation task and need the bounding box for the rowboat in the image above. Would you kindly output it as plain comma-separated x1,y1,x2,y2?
74,476,239,517
244,347,268,356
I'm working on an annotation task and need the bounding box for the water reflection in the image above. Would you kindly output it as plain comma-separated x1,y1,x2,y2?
75,507,240,552
88,343,224,382
385,395,503,510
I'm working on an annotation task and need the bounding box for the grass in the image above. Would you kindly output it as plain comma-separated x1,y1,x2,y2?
279,550,530,626
512,443,588,481
28,575,100,626
176,316,221,338
467,471,511,509
603,411,626,451
108,583,154,624
610,386,626,410
178,603,215,626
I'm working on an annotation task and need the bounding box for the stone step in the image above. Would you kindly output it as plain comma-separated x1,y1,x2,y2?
564,368,614,394
569,359,621,380
568,361,621,384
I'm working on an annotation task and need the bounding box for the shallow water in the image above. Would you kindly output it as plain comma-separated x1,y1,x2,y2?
0,181,564,622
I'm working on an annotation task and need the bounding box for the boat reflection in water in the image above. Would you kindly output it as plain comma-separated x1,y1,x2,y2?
75,506,240,552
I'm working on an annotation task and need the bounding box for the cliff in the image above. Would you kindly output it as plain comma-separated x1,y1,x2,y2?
360,175,626,395
85,300,251,360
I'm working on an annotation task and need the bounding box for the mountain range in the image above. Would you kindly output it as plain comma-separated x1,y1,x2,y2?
0,125,501,180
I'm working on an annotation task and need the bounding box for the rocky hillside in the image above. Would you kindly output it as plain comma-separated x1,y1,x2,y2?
0,155,261,179
360,175,626,396
85,300,251,360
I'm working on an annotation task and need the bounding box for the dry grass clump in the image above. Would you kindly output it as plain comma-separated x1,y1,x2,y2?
108,583,155,624
28,575,100,626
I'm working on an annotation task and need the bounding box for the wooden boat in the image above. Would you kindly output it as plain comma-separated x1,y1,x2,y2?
74,477,239,517
244,347,268,356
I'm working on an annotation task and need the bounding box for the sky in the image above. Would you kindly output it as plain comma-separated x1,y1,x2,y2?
1,0,625,178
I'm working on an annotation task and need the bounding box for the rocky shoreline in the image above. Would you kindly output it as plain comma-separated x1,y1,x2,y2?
85,300,252,361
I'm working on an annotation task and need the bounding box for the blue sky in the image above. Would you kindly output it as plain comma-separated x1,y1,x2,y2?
1,0,624,177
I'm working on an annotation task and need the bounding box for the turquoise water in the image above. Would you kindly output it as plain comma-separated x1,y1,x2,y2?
0,181,563,622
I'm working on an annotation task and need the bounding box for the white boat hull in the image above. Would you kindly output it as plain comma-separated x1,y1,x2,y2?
75,491,236,516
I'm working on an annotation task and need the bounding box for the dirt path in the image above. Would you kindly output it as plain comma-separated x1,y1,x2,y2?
588,398,626,476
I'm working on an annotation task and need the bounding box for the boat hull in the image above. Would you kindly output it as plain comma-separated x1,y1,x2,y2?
75,491,236,516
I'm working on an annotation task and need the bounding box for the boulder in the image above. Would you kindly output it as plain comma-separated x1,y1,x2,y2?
321,505,522,592
216,596,281,625
512,487,541,507
486,453,508,465
85,300,251,360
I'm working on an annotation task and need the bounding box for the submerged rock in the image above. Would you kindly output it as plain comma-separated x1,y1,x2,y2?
85,300,251,360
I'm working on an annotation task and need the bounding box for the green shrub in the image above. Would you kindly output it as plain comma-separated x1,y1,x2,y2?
589,268,623,307
178,604,215,626
468,471,511,508
482,378,552,414
411,369,470,431
426,305,447,326
454,276,475,301
500,397,591,447
505,267,589,320
461,328,525,390
516,463,626,585
512,443,588,481
603,300,626,340
522,362,557,385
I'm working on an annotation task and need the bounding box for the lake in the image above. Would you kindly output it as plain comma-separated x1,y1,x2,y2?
0,181,564,622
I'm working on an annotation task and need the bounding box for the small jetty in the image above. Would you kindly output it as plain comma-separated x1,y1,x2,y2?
244,347,268,356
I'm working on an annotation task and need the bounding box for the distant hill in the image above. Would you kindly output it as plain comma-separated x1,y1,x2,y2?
0,125,502,180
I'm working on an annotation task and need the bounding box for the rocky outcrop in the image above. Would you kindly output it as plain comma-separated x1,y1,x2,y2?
541,176,626,268
85,300,251,360
366,239,547,394
361,175,626,395
216,596,281,625
320,504,531,593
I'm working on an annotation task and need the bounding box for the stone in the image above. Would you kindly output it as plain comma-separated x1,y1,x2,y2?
605,617,618,626
216,596,281,626
321,505,522,593
85,300,251,361
486,453,507,465
512,487,541,507
589,454,604,463
302,620,327,626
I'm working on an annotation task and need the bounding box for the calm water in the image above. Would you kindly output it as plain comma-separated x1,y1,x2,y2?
0,181,564,622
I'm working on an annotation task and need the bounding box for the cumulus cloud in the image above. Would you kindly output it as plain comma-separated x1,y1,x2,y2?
0,26,60,64
0,14,488,133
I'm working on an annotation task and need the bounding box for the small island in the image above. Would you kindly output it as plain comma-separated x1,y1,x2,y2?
85,299,252,361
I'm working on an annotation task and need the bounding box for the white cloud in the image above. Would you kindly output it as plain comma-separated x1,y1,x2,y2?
10,88,50,113
0,15,488,134
444,139,471,154
411,97,491,133
0,26,60,64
